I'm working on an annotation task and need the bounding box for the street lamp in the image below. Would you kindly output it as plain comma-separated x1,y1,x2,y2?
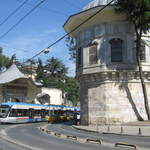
43,48,50,54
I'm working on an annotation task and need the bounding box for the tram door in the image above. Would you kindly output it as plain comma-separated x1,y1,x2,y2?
29,109,34,120
41,109,46,118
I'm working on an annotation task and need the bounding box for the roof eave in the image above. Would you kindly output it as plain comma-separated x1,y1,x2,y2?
63,5,115,36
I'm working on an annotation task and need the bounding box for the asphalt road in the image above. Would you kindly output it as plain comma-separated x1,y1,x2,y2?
47,122,150,149
0,124,27,150
0,122,149,150
0,123,118,150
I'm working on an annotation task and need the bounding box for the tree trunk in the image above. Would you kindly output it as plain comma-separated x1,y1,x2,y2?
136,36,150,120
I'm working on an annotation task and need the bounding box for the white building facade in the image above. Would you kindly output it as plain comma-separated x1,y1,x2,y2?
37,87,64,105
64,0,150,125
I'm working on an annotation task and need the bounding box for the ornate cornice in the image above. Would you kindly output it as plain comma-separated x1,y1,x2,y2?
78,71,150,83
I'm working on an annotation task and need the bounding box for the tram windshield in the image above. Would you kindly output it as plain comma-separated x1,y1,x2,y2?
0,105,10,118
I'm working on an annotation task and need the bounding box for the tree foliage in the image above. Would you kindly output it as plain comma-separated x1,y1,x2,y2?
0,48,10,72
116,0,150,36
64,77,79,106
35,57,79,106
36,59,44,81
116,0,150,120
66,36,76,62
45,57,68,79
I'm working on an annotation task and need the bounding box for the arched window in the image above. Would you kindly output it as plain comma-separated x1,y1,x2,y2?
140,40,146,62
89,42,98,65
109,38,123,62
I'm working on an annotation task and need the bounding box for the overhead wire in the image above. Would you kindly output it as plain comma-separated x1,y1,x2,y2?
25,0,115,62
16,0,68,17
0,0,46,40
0,0,29,27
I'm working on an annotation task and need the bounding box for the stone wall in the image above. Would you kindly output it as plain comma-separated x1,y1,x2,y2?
80,72,150,125
0,85,3,102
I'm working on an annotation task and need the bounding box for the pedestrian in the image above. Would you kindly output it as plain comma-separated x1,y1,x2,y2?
76,112,80,125
73,112,77,125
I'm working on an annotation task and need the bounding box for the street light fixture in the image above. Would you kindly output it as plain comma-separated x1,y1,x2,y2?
43,48,50,54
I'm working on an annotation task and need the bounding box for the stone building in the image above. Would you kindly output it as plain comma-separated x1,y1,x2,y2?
0,64,41,103
64,0,150,125
0,64,65,105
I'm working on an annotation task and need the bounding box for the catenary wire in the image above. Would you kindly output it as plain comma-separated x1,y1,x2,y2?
16,0,68,17
25,0,115,62
0,0,29,27
0,0,46,40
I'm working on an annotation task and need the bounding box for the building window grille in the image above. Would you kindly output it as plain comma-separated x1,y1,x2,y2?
109,38,123,62
140,40,146,62
89,43,98,65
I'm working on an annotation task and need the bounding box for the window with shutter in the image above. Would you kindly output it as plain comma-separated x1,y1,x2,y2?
109,38,123,62
78,47,82,67
140,40,146,62
89,44,98,65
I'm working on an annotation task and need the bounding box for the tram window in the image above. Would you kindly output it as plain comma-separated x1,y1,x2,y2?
0,107,10,118
22,109,28,116
9,109,17,117
16,109,23,117
45,110,49,115
54,110,57,114
41,109,46,118
34,110,40,116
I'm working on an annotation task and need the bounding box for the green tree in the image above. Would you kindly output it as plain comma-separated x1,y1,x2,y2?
116,0,150,119
66,36,76,62
0,48,10,71
36,59,44,81
45,57,68,79
36,57,68,89
65,77,79,106
35,57,79,106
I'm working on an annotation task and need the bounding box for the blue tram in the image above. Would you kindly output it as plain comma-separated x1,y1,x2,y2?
0,102,79,123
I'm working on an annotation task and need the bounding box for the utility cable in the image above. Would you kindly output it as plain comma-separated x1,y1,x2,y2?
0,0,29,26
16,0,68,17
0,0,46,40
26,0,115,62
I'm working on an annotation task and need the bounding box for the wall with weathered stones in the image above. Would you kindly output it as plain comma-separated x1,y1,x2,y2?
0,85,3,103
80,73,150,125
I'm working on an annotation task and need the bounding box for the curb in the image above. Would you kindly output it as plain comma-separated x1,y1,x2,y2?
86,138,101,144
102,132,150,138
72,125,99,134
115,142,137,150
39,125,102,145
72,125,150,137
66,135,77,140
39,125,150,150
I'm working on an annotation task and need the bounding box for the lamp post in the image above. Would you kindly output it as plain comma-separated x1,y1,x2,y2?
49,96,51,117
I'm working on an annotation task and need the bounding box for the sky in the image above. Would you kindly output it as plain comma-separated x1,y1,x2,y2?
0,0,93,76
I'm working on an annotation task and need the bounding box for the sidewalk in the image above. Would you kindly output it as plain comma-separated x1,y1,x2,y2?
73,121,150,136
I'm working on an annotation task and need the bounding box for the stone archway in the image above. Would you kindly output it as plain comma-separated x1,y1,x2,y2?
37,93,50,105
